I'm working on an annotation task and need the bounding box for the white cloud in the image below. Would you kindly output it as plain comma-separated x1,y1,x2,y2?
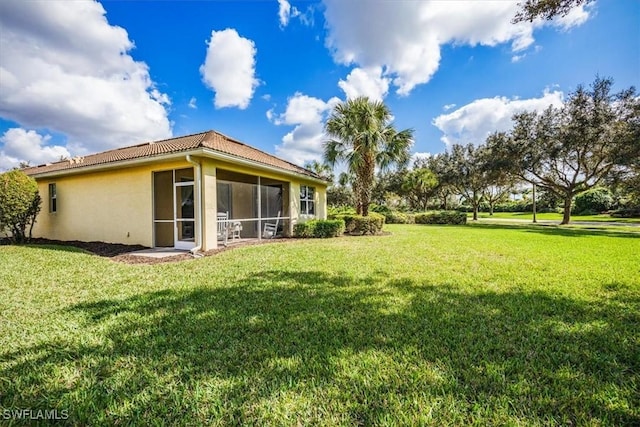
278,0,314,28
278,0,300,27
443,104,456,111
0,0,172,157
0,128,70,170
338,67,390,101
200,29,259,109
322,0,591,96
553,3,592,30
511,54,526,63
270,93,340,165
188,97,197,109
433,90,564,146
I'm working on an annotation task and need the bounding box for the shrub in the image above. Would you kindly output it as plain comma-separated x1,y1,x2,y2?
611,208,640,218
0,170,42,243
293,222,315,238
332,212,385,235
293,219,345,238
327,205,356,218
385,211,414,224
574,187,613,214
415,211,467,225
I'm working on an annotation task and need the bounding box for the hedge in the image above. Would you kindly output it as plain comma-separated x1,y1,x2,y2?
331,212,385,235
415,211,467,225
293,219,345,238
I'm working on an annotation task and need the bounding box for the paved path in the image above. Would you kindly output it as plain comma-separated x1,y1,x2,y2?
476,217,640,227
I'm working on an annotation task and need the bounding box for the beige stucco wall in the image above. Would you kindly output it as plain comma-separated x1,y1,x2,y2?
31,156,328,249
32,159,191,247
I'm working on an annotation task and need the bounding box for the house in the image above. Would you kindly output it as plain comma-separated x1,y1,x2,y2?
23,130,329,251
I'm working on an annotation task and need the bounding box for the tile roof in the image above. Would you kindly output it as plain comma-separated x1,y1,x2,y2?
23,130,324,180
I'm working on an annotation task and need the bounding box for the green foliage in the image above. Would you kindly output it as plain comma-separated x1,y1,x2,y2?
332,212,385,235
487,77,639,224
369,205,414,224
437,144,490,220
327,185,353,208
574,187,613,214
324,96,414,216
293,219,345,238
401,167,438,211
327,205,357,217
415,211,467,225
0,170,41,243
611,208,640,218
513,0,592,22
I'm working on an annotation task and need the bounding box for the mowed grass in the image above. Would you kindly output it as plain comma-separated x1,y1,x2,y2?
472,211,640,223
1,224,639,426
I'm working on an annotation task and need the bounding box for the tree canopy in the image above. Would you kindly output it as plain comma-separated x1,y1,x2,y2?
512,0,592,23
487,77,639,224
324,97,414,216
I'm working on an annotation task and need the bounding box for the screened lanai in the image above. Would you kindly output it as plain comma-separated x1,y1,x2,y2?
216,169,290,243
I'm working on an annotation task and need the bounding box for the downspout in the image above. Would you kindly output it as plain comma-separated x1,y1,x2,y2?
186,155,203,256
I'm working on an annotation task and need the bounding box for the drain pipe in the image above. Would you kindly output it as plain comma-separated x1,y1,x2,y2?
186,155,203,256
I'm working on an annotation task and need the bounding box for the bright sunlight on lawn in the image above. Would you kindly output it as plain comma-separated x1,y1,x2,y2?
1,224,638,425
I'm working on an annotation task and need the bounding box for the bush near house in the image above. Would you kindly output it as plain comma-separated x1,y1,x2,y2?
370,204,415,224
0,170,42,243
293,219,345,238
331,212,385,235
415,211,467,225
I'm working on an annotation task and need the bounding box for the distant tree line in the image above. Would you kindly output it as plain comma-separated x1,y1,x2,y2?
319,77,639,224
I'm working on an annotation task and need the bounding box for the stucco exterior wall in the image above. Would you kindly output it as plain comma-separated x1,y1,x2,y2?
32,159,191,247
31,156,328,249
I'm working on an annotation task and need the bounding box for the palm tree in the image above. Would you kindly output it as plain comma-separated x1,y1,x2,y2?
323,97,414,216
303,160,335,183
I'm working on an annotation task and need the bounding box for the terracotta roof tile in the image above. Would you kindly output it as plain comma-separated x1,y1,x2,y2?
23,130,324,180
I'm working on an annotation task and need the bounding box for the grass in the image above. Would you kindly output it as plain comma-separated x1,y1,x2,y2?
471,211,640,223
1,225,639,425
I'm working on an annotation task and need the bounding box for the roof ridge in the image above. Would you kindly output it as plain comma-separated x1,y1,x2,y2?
22,130,326,181
206,130,323,179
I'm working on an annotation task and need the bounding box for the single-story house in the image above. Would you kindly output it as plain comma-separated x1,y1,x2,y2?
23,130,329,251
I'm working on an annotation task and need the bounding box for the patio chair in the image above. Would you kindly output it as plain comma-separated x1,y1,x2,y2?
262,211,281,239
217,211,229,245
229,221,243,241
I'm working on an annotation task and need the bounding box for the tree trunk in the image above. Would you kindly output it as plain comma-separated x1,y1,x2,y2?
472,191,479,221
489,202,494,216
561,196,572,225
532,183,537,223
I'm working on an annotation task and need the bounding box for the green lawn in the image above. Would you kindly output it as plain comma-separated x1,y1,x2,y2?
471,211,640,223
1,224,639,425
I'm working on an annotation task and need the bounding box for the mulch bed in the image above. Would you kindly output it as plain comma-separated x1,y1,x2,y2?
2,233,389,265
1,237,298,265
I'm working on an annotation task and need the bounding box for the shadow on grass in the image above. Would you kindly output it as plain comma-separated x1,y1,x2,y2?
1,271,638,425
468,222,640,239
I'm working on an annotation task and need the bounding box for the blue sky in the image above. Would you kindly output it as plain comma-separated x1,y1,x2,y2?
0,0,638,171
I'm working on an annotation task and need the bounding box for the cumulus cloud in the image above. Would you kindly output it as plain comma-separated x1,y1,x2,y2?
322,0,591,95
278,0,300,27
553,3,592,30
188,97,197,109
270,93,340,165
0,128,70,170
433,90,564,146
200,29,259,109
338,67,390,101
0,0,172,159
